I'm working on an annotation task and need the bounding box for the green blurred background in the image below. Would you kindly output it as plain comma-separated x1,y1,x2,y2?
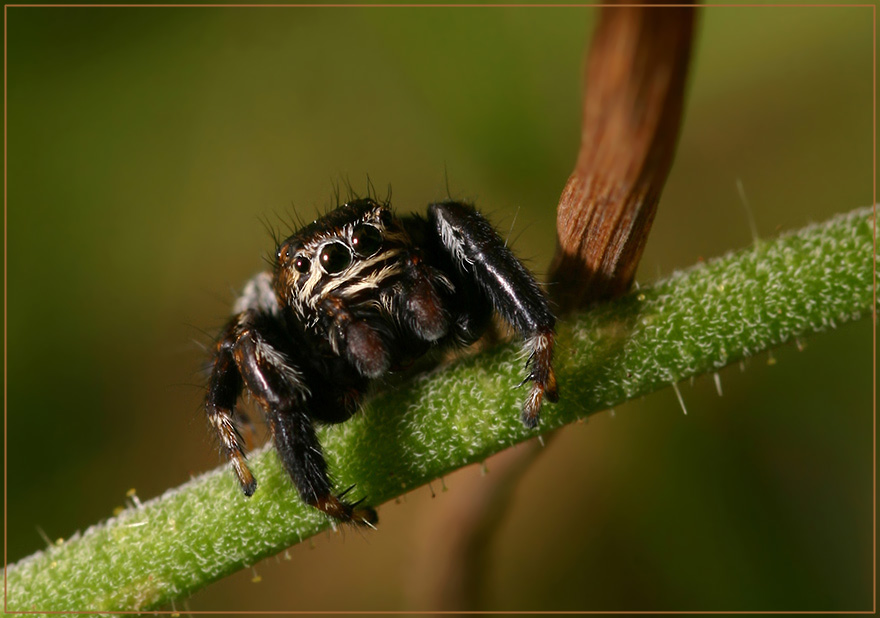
6,5,873,612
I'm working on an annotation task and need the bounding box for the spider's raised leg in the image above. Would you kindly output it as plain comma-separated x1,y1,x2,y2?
206,272,281,497
206,325,256,496
426,201,559,427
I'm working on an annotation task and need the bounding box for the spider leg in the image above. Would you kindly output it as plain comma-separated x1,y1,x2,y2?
267,401,377,525
206,271,281,496
426,201,559,427
206,322,257,496
400,215,489,345
232,311,377,525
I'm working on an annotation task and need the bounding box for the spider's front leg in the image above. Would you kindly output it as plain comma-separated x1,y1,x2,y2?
207,275,377,525
427,201,559,427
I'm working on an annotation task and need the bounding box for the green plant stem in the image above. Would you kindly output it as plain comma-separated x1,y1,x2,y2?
5,206,875,614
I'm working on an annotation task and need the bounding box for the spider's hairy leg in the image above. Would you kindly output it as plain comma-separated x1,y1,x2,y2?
205,271,283,495
401,215,487,345
268,405,378,526
206,326,257,496
232,310,377,525
521,327,558,427
427,201,559,427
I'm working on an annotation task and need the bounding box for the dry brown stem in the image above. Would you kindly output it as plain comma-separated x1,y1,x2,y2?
550,3,697,310
413,7,697,609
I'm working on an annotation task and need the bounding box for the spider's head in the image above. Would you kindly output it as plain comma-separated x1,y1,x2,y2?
274,198,408,317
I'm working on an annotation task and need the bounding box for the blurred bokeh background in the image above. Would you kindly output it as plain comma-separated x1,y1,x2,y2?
6,5,873,612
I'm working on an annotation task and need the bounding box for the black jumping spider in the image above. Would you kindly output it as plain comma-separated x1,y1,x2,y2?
206,198,558,525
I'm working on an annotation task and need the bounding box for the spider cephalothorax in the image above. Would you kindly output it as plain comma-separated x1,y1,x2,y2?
206,197,558,525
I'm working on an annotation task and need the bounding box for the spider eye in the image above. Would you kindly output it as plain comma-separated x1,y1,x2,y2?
294,255,311,273
319,242,352,274
278,244,291,262
351,224,383,257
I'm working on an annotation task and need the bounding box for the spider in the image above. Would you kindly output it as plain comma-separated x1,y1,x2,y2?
206,197,558,525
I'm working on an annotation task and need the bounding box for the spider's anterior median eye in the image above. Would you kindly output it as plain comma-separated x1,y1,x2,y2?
351,224,383,257
294,255,311,273
319,242,352,274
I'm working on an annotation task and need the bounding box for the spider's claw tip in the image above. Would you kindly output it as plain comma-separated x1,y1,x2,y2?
239,474,258,497
315,493,379,527
353,504,379,527
520,410,540,429
347,493,378,526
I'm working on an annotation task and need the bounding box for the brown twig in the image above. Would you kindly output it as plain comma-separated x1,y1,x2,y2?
549,3,697,310
414,6,697,610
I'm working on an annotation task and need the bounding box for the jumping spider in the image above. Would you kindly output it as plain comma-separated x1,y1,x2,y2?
206,198,558,525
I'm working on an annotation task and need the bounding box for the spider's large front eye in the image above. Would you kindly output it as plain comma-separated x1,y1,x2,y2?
319,242,352,274
351,224,383,257
294,255,311,273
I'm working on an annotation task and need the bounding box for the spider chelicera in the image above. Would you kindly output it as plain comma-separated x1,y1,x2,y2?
206,197,558,525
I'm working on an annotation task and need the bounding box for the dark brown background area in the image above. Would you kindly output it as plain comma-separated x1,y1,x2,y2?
6,6,873,611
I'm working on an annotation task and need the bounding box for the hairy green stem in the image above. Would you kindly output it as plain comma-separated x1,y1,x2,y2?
5,206,875,614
